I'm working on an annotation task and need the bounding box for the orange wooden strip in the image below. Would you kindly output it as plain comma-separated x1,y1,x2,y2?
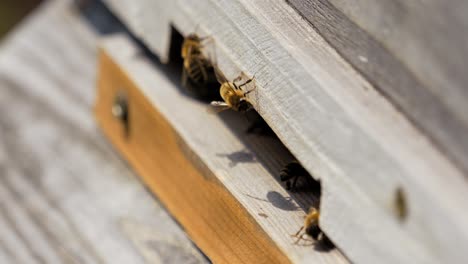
94,49,290,264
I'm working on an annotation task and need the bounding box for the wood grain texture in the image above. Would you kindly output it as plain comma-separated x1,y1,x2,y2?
286,0,468,176
0,1,207,263
101,0,468,263
95,35,348,264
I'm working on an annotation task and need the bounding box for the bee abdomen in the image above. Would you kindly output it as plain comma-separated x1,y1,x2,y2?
306,223,321,240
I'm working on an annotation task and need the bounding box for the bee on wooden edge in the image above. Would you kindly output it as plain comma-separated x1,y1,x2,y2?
210,67,255,113
195,38,275,137
181,33,220,100
293,207,334,249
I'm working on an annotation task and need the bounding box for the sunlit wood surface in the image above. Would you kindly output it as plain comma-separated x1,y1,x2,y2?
0,1,207,263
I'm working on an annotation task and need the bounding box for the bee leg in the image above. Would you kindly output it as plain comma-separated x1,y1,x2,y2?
294,233,314,245
292,226,304,238
293,234,304,245
301,234,314,243
247,74,256,88
244,89,255,96
238,78,254,90
233,75,243,83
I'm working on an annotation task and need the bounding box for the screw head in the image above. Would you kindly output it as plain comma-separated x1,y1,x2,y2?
112,92,129,136
112,93,128,120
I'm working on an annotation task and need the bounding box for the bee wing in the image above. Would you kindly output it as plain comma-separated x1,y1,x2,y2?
199,35,214,44
199,35,216,64
213,64,228,85
210,101,229,108
186,43,194,57
207,101,230,114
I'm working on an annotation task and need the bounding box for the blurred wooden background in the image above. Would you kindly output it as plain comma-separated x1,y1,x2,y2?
0,0,42,37
0,1,208,263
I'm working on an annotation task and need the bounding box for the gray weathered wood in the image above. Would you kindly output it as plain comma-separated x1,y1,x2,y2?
0,1,207,263
100,34,348,264
102,0,468,263
287,0,468,176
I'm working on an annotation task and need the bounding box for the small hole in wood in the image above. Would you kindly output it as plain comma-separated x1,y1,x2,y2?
394,187,408,221
112,92,129,137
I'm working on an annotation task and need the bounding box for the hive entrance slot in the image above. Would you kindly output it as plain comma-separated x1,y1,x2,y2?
163,26,331,249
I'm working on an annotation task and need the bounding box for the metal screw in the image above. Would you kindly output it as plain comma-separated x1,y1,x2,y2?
112,92,129,136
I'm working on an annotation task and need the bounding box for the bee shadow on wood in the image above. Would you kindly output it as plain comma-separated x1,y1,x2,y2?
313,235,336,252
216,150,256,168
244,191,300,211
215,109,321,212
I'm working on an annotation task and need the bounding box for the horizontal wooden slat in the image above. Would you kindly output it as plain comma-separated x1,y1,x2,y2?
101,0,468,263
287,0,468,176
95,34,348,264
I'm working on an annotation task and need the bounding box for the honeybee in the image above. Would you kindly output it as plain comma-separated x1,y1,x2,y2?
280,161,320,191
181,33,219,100
210,68,255,112
293,207,321,244
293,208,335,248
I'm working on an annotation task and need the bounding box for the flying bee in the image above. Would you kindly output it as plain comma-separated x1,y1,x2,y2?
210,68,255,112
181,33,219,100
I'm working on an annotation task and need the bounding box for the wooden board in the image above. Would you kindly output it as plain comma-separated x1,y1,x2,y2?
287,0,468,176
100,1,468,263
0,1,207,263
95,34,348,264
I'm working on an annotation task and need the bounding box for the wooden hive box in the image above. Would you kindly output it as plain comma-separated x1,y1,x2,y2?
94,0,468,263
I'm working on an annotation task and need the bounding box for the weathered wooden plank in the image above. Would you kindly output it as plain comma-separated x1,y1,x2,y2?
96,34,348,264
287,0,468,176
0,1,207,263
101,0,468,263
